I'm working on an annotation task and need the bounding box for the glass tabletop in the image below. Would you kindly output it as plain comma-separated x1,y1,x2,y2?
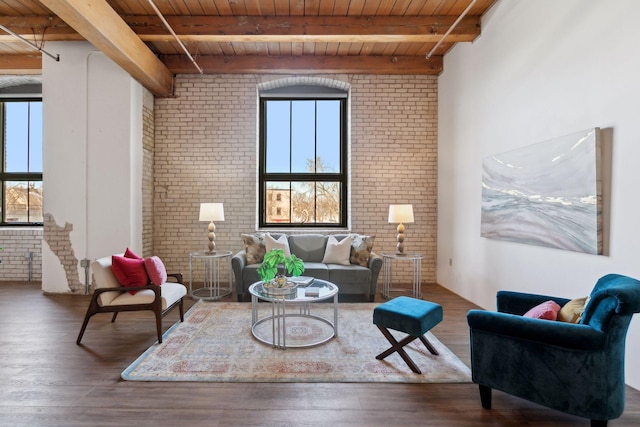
381,252,423,260
189,250,233,258
249,278,338,302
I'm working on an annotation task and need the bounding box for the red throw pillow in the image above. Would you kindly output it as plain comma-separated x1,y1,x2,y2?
124,247,142,259
523,300,561,320
111,255,149,294
144,256,168,286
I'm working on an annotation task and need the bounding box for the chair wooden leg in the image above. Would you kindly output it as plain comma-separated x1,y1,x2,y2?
591,420,607,427
479,384,492,409
155,309,163,344
76,297,100,345
376,326,422,374
111,312,118,323
178,298,184,322
375,327,419,359
419,335,439,355
76,311,94,345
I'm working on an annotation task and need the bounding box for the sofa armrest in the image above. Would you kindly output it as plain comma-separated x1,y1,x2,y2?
368,251,383,274
232,250,247,298
467,309,605,350
368,252,383,298
496,290,571,315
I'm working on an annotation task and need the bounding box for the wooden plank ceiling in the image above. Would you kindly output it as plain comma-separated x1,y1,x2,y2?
0,0,498,96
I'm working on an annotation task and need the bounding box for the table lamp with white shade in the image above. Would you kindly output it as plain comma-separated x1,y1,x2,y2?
388,204,414,255
199,203,225,253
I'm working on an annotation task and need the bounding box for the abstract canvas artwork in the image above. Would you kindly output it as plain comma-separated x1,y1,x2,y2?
481,128,602,254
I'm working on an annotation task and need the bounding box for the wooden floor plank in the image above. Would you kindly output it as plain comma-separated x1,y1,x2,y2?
0,282,638,426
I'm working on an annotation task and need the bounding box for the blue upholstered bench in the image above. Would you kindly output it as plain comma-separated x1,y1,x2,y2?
373,296,443,374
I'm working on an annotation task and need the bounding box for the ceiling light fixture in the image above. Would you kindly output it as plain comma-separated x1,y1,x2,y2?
425,0,477,59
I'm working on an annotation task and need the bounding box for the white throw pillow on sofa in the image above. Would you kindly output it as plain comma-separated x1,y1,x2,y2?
265,233,291,257
322,235,353,265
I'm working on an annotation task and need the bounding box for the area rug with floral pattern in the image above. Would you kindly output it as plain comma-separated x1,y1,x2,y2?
121,301,472,383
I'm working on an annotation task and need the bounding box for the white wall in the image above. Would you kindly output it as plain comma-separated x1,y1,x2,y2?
42,42,144,293
438,0,640,389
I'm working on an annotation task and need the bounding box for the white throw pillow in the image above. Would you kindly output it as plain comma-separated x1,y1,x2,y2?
322,235,353,266
264,233,291,257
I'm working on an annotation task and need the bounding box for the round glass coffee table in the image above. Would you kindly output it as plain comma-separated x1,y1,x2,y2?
249,278,338,349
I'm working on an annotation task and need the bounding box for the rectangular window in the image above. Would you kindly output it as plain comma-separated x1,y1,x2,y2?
1,100,43,225
259,97,347,228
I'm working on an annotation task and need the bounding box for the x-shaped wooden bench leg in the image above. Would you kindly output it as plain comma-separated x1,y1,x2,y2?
376,326,440,374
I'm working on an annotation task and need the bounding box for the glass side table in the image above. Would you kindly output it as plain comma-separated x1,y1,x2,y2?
189,250,233,300
381,252,423,299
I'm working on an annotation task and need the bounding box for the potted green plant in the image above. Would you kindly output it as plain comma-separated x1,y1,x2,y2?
257,248,305,286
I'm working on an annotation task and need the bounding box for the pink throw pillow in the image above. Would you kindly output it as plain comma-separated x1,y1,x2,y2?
523,300,561,320
111,255,149,294
144,256,168,286
124,247,142,259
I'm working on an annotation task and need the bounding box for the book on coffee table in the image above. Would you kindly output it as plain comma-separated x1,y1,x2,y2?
290,276,314,286
305,287,321,297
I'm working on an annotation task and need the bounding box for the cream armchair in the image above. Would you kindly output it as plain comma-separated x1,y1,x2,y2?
76,255,187,345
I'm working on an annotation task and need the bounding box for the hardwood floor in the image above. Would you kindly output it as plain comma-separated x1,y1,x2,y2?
1,282,639,426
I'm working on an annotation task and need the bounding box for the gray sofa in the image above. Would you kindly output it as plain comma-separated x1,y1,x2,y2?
232,233,382,302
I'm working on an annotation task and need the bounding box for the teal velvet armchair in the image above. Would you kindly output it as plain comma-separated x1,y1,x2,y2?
467,274,640,427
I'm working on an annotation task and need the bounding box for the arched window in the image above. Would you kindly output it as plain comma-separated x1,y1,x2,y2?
258,83,348,228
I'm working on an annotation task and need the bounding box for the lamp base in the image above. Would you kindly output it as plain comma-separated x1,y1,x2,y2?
396,223,406,255
207,221,216,253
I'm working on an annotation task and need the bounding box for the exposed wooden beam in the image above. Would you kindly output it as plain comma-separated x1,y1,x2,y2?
0,16,81,42
0,15,480,44
160,55,443,75
0,14,476,76
36,0,174,97
0,54,41,74
130,15,481,44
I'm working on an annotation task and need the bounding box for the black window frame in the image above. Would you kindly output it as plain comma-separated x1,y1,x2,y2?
258,95,348,229
0,98,44,226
